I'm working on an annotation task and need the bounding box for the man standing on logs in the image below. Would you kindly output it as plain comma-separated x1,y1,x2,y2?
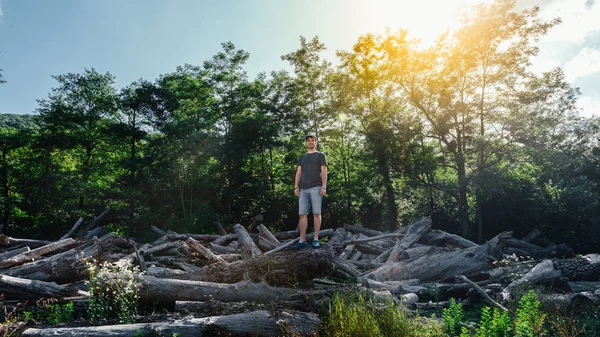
292,135,328,250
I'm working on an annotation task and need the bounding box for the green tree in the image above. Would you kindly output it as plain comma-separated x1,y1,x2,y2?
36,68,120,211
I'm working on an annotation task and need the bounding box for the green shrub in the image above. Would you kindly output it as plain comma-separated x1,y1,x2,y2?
443,298,465,336
475,306,511,337
86,260,141,323
49,302,74,324
514,290,546,337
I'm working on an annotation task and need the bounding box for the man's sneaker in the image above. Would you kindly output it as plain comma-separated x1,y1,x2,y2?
311,240,320,249
291,241,307,250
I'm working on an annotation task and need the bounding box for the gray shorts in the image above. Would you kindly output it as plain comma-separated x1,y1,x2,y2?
299,186,323,215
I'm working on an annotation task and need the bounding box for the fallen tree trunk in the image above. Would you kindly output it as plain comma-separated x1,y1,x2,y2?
140,276,316,303
187,246,335,286
3,233,122,283
0,238,79,269
0,274,82,300
419,229,477,248
0,235,51,249
186,237,225,264
365,232,511,281
21,310,320,337
0,246,30,261
234,224,262,258
59,217,84,240
387,217,431,263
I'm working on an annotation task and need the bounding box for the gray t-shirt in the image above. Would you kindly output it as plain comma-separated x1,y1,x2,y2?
297,151,328,189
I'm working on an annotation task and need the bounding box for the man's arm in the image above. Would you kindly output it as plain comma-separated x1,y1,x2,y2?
320,165,328,196
294,166,302,197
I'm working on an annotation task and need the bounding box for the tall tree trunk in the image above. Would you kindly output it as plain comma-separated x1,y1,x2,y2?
379,159,398,232
456,153,469,238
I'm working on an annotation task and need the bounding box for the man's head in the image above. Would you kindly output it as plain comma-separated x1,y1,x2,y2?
305,135,317,150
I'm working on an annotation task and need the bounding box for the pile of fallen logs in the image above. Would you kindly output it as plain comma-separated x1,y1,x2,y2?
1,214,600,336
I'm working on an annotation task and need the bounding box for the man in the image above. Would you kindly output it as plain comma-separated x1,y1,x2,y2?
292,135,328,250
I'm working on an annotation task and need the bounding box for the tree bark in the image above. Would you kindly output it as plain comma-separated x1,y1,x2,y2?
386,217,431,263
0,238,79,269
21,310,320,337
0,274,82,300
234,224,262,259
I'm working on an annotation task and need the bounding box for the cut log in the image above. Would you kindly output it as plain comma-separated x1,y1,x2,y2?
0,274,83,300
167,233,221,241
327,227,347,246
187,246,335,286
0,238,79,269
212,233,237,246
257,224,281,246
567,281,600,293
145,266,188,278
419,229,477,248
343,223,383,237
386,217,431,263
83,226,107,240
538,291,600,313
59,217,84,240
273,229,301,241
209,242,239,254
150,225,167,236
21,310,320,337
117,241,185,265
3,233,123,283
234,224,262,258
0,235,51,248
365,231,512,281
140,276,318,303
341,233,404,246
0,246,30,261
215,221,228,235
186,237,226,264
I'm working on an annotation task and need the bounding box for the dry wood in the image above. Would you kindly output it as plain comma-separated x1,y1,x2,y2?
167,233,221,241
258,235,278,251
456,275,508,311
341,233,404,246
327,227,347,246
567,281,600,293
365,231,511,281
0,235,51,248
187,246,335,286
21,310,320,337
0,274,83,300
83,226,107,240
387,217,431,263
59,217,84,240
186,237,225,264
215,221,228,235
209,242,239,254
4,233,123,283
257,224,280,246
234,224,262,258
131,240,147,272
0,246,30,261
0,238,79,269
339,234,358,259
273,229,301,241
151,225,167,236
343,223,383,237
419,229,477,248
212,233,237,246
145,266,187,278
140,276,318,303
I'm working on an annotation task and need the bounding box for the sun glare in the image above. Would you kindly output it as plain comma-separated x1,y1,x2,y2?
351,0,494,48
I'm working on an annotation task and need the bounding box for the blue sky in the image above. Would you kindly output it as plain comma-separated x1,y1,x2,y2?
0,0,599,117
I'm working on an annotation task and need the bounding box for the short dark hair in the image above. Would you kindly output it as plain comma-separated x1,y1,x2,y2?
305,135,317,141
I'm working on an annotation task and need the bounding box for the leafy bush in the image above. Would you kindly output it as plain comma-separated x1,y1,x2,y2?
475,306,511,337
443,298,465,336
86,260,142,323
514,290,547,337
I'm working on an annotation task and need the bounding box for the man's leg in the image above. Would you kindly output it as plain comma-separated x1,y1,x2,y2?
299,214,308,242
313,213,321,241
310,186,323,241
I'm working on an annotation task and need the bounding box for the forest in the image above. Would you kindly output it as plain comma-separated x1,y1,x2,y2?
0,0,598,255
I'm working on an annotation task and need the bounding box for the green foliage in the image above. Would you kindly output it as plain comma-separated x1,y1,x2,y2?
475,306,511,337
49,302,74,324
443,299,465,336
514,290,547,337
86,260,141,324
0,114,39,130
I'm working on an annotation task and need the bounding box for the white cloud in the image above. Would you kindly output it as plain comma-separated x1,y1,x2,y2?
537,0,600,43
578,95,600,118
0,0,3,19
564,47,600,82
